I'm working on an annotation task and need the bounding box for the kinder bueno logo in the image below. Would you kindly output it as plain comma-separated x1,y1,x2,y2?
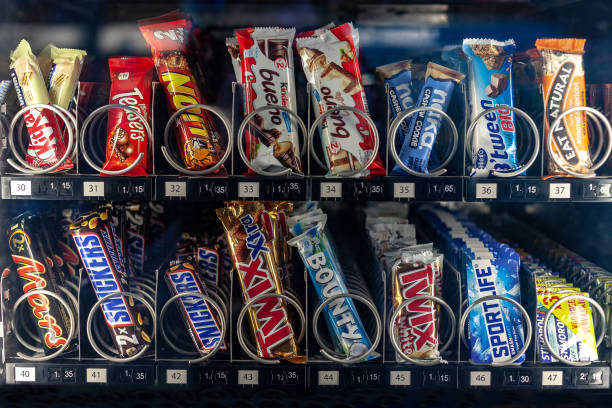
255,68,287,126
320,86,373,149
73,233,134,327
110,88,147,142
547,62,579,165
167,269,221,350
236,214,293,357
396,265,437,355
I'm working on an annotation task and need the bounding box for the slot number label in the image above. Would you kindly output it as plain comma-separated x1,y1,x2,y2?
238,182,259,198
83,181,104,197
470,371,491,386
86,368,107,384
318,370,339,386
549,183,571,199
166,369,187,385
10,180,31,196
320,182,342,199
165,181,186,197
393,183,415,199
15,367,35,382
476,183,497,199
542,371,563,386
389,371,411,386
238,370,258,386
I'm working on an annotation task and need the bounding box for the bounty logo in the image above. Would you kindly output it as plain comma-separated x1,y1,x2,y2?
73,233,134,327
547,61,579,165
196,247,219,286
167,269,222,350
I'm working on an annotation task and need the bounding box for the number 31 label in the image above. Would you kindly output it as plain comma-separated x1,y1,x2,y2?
83,181,104,197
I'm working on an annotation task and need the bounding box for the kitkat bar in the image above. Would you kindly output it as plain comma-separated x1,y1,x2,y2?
296,23,385,176
103,57,154,176
237,27,302,174
138,11,225,174
10,40,73,171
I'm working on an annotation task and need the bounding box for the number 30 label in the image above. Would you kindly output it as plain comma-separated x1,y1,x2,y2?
10,180,31,196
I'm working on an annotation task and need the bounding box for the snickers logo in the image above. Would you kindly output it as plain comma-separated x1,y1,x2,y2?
73,233,134,327
196,247,219,287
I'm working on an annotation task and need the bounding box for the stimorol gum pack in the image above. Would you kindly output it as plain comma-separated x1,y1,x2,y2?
463,39,519,177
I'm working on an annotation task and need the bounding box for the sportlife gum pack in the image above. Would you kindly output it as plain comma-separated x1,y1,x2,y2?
463,39,519,177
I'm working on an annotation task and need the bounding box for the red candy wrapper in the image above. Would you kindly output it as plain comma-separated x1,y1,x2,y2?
237,27,302,174
138,11,225,174
296,23,384,176
103,57,154,176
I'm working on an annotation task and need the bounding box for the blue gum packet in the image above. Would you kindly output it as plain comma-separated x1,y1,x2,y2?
462,39,519,177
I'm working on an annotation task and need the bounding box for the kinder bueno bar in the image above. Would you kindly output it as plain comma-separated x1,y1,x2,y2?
216,202,304,363
463,39,518,177
535,39,591,177
226,36,241,81
165,261,224,355
392,62,464,174
237,27,302,174
297,23,385,176
7,213,73,353
138,11,225,173
10,40,73,171
70,209,151,358
288,214,377,361
103,57,154,176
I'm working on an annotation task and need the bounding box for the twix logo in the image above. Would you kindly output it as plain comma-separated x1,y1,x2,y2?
9,229,67,348
236,214,293,357
396,263,437,354
160,71,210,138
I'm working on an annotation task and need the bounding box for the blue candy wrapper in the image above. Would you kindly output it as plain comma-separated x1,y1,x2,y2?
392,62,464,174
463,39,519,177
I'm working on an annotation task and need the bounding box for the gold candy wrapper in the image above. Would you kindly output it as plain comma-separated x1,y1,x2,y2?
216,201,304,363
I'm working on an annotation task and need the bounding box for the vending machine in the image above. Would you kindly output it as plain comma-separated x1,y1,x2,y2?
0,0,611,404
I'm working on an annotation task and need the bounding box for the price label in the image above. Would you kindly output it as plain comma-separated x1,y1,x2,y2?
86,368,107,383
10,180,31,196
166,369,187,384
476,183,497,199
320,182,342,199
393,183,415,199
238,182,260,198
165,181,186,197
318,370,339,386
542,370,563,386
83,181,104,197
238,370,258,385
549,183,571,199
389,371,411,386
15,367,35,382
470,371,491,386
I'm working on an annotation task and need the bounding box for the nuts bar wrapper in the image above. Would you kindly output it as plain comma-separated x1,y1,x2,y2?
10,40,73,171
7,213,73,353
237,27,302,174
103,57,154,176
391,62,464,174
463,38,519,177
216,202,304,363
392,246,442,361
297,23,385,176
165,260,225,355
70,208,151,358
535,39,592,177
138,11,225,174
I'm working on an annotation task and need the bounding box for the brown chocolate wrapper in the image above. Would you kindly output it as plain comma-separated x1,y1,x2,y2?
216,201,304,363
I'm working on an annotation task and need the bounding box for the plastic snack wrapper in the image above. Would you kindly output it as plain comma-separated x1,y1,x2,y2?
70,208,151,358
216,201,304,363
391,62,464,174
42,45,87,110
237,27,302,174
535,38,592,177
296,23,385,176
288,211,378,361
10,39,73,171
463,38,518,177
102,57,154,176
226,36,241,81
138,10,225,174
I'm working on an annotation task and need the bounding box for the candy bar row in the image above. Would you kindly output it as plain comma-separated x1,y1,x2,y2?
3,11,612,179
